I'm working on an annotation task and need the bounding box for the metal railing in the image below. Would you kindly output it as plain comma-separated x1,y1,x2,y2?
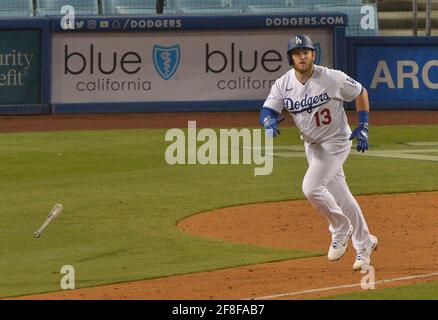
378,0,438,36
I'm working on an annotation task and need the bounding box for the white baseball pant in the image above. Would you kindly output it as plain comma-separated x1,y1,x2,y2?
302,139,372,251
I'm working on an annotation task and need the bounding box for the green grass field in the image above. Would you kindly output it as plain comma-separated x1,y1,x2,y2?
322,281,438,300
1,125,437,298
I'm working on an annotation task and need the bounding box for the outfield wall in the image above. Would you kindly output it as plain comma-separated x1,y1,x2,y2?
347,37,438,110
0,18,51,114
0,14,436,114
0,14,346,114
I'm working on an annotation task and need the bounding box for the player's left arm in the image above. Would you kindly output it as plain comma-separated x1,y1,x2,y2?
349,87,370,153
355,87,369,113
332,71,369,152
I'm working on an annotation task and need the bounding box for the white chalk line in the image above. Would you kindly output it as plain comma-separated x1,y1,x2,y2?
247,271,438,300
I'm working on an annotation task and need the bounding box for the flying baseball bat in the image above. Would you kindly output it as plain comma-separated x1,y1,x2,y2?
34,203,63,238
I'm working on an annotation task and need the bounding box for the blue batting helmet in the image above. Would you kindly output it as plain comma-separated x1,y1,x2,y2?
287,34,315,66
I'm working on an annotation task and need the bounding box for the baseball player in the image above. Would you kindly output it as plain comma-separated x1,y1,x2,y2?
260,34,378,271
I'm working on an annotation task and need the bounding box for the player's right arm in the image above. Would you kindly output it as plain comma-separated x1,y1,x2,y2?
259,81,285,137
260,107,282,136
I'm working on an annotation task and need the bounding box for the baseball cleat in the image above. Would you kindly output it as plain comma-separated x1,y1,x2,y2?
353,235,378,271
327,225,353,261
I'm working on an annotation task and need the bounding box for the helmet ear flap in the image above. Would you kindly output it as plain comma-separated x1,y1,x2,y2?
287,52,293,66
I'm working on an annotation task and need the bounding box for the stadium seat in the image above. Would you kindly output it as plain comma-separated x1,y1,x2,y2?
101,0,175,15
229,1,360,14
246,5,311,14
35,0,99,16
291,0,363,5
231,0,287,6
175,0,227,8
231,0,364,7
174,0,243,14
0,0,33,17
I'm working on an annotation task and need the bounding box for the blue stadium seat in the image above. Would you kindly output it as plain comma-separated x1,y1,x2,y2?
101,0,175,15
314,3,379,36
231,0,287,6
175,0,227,8
230,1,360,14
246,5,311,14
0,0,33,17
291,0,363,5
174,0,243,14
35,0,99,16
229,0,312,14
232,0,364,7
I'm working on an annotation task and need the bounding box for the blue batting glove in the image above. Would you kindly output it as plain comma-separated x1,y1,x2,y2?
263,116,281,137
349,122,368,153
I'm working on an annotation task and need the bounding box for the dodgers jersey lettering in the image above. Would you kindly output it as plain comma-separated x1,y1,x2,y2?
263,65,363,143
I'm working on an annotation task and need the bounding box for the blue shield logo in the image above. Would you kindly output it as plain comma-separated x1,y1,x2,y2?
314,43,321,65
153,44,181,80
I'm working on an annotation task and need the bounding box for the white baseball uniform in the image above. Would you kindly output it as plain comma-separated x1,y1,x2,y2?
263,64,373,251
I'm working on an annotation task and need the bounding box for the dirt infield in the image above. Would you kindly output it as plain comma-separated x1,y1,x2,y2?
1,110,438,132
4,110,438,300
14,192,438,300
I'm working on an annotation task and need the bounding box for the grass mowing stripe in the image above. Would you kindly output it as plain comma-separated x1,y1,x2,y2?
322,279,438,300
0,125,437,298
249,272,438,300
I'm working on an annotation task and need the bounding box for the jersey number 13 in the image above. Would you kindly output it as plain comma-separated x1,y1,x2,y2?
314,108,332,127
